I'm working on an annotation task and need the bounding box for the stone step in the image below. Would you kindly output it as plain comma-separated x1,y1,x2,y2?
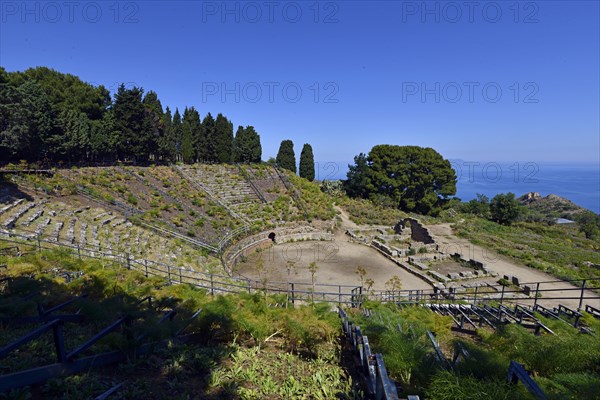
0,198,24,215
3,202,36,228
23,207,45,226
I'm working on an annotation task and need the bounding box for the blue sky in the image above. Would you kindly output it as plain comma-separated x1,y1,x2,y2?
1,1,599,167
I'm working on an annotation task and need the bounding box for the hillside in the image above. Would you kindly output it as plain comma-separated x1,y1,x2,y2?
518,192,588,219
0,248,351,399
1,164,336,251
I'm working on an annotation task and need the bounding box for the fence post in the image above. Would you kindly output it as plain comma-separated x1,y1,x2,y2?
500,285,505,306
339,285,342,306
52,321,66,363
360,286,364,307
533,282,540,308
291,282,295,305
474,286,478,304
179,268,183,284
167,265,171,284
144,260,148,277
210,274,214,296
37,236,41,252
77,245,81,259
247,279,251,294
578,280,586,310
126,254,131,270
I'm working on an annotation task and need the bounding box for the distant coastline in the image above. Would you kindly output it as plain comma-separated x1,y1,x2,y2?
316,160,600,214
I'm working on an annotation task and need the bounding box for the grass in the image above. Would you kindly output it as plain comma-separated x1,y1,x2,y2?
340,197,408,225
346,301,600,399
285,172,338,222
0,248,353,399
453,216,600,285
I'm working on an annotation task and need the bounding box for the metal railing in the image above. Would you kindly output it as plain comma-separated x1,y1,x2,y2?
339,308,400,399
273,165,309,219
237,164,268,204
1,230,599,309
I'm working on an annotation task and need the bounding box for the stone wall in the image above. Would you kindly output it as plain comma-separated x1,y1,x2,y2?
405,218,435,244
370,239,398,257
223,225,333,274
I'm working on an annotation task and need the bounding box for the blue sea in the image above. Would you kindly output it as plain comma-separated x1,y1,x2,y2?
315,160,600,214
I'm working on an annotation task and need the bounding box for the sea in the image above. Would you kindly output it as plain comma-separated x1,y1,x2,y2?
315,160,600,214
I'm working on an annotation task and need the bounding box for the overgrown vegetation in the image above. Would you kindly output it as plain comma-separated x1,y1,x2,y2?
286,171,337,222
350,301,600,399
340,197,407,225
0,249,353,399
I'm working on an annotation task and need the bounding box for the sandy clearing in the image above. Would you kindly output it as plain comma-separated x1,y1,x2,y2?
234,239,432,291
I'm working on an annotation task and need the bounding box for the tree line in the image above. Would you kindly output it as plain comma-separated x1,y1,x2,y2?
0,67,318,181
0,67,265,165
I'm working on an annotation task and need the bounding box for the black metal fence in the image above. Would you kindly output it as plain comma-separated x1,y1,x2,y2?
1,230,599,310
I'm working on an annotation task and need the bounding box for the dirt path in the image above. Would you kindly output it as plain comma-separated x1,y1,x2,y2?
427,223,599,309
334,206,359,236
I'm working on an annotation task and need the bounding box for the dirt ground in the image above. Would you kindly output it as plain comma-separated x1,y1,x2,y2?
235,207,432,291
234,239,432,291
428,223,599,309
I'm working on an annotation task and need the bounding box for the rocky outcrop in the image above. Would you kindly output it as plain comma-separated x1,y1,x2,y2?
519,192,587,216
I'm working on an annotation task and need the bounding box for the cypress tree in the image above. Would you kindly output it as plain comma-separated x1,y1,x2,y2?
182,107,201,163
181,122,194,163
201,112,216,162
142,90,164,161
172,108,183,161
214,113,233,163
159,107,174,162
276,139,296,173
299,143,315,181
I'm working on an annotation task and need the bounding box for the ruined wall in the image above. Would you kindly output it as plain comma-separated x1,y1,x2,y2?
405,218,434,244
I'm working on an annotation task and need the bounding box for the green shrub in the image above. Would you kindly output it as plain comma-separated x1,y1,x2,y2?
127,193,138,205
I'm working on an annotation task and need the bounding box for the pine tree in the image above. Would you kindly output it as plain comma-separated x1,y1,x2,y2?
299,143,315,181
233,125,262,163
0,80,54,161
345,145,457,215
113,84,150,162
214,113,233,163
90,109,119,162
276,140,296,173
53,109,91,161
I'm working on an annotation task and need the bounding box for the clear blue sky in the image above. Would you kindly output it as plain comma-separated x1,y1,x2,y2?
1,1,599,166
